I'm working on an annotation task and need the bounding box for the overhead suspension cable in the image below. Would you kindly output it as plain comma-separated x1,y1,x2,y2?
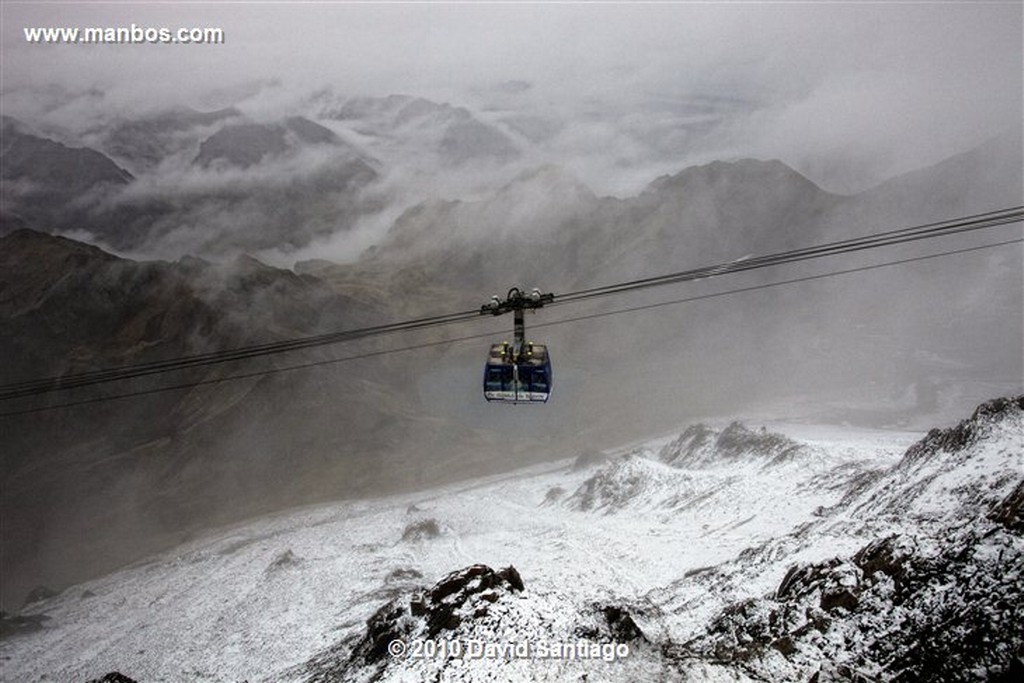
552,206,1022,305
0,306,480,400
2,236,1018,419
0,205,1020,403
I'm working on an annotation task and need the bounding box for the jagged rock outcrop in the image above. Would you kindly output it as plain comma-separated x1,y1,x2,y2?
989,480,1024,533
400,519,446,542
300,564,524,681
659,421,808,468
353,564,524,665
677,528,1023,681
576,603,648,644
84,673,138,683
904,395,1024,463
297,562,661,683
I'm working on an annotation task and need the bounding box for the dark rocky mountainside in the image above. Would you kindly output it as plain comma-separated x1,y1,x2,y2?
0,228,367,382
678,526,1023,681
193,116,365,169
1,117,132,235
1,117,132,192
0,229,503,610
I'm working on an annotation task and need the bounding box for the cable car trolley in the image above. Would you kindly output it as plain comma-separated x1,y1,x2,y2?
481,287,554,404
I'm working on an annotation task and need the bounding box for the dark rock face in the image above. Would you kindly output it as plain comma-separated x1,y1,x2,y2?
542,486,566,505
904,395,1024,463
348,564,525,666
680,528,1023,681
267,549,302,572
776,557,862,613
400,519,444,542
84,673,138,683
575,603,647,644
989,480,1024,533
851,535,917,591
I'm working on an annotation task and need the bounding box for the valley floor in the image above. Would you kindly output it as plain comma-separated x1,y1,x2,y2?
2,409,1020,683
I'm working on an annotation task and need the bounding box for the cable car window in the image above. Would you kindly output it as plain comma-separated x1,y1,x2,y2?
485,367,505,391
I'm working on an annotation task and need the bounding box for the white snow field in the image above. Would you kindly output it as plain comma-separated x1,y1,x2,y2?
2,405,1020,683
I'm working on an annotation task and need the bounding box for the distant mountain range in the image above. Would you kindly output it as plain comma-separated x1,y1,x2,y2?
0,90,528,256
0,92,1020,612
1,110,380,254
310,91,520,167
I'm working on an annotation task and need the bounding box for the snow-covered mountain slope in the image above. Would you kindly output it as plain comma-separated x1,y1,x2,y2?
1,398,1020,682
656,396,1024,681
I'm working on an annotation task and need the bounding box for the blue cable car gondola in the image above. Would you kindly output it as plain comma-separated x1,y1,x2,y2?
480,288,554,405
483,341,552,403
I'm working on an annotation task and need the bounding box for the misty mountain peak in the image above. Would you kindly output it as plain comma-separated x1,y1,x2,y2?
325,93,464,129
100,106,243,172
113,105,242,134
229,253,282,279
194,122,286,168
1,120,133,190
645,158,823,197
282,116,341,145
193,116,346,169
380,164,594,258
499,164,595,202
317,92,519,166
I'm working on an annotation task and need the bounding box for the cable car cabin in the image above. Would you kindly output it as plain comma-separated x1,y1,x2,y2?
483,341,552,403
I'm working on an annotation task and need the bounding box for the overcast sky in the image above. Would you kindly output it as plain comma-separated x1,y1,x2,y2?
2,1,1021,192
